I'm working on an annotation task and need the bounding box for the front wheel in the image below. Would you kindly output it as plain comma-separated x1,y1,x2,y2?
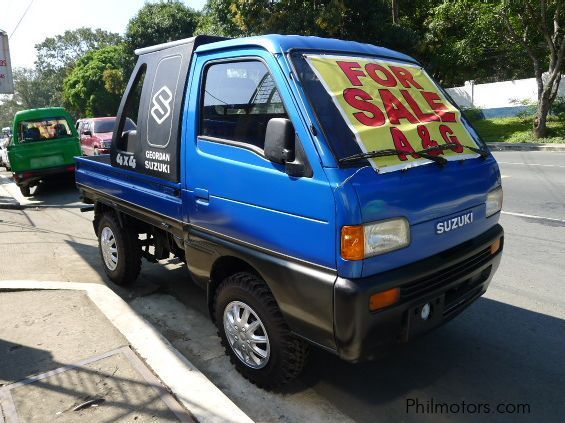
214,272,309,389
19,186,31,197
97,212,141,286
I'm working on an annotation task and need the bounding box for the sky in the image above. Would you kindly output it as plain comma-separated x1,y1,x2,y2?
0,0,205,69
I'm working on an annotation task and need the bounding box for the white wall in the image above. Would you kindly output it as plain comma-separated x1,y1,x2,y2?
446,75,565,117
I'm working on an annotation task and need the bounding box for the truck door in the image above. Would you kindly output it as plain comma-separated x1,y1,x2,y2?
184,50,336,270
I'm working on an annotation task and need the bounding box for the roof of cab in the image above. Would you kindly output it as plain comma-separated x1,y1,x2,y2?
195,34,418,64
14,107,72,121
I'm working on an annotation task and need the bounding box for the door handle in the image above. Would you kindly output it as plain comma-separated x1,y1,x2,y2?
194,188,209,205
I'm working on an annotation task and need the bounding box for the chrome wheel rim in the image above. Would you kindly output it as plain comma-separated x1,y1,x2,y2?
223,301,270,369
100,226,118,271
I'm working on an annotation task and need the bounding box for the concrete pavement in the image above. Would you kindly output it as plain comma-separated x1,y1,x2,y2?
0,289,189,422
487,142,565,151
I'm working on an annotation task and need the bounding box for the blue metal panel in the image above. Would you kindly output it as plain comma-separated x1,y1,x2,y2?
195,35,417,65
76,157,182,221
182,47,336,269
325,156,501,278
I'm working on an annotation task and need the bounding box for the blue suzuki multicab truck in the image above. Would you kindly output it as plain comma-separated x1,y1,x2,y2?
76,35,504,388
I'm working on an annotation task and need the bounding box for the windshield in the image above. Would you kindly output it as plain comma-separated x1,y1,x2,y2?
93,119,116,133
290,53,482,173
18,117,72,143
93,118,136,134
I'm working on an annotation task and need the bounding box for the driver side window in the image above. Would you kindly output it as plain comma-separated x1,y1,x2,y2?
200,60,288,151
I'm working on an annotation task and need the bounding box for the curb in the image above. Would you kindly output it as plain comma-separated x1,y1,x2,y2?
487,142,565,152
0,174,21,210
0,281,254,423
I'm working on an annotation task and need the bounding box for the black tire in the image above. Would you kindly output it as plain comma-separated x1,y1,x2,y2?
19,186,30,197
214,272,309,389
97,212,141,286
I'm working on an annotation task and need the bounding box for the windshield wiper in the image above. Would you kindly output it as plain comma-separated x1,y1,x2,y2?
422,142,489,158
339,148,448,166
339,142,489,166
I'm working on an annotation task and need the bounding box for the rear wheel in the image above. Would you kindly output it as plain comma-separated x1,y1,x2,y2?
214,272,309,389
19,186,30,197
97,212,141,286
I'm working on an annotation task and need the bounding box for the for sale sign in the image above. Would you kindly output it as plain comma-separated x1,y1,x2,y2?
0,30,14,94
305,55,480,173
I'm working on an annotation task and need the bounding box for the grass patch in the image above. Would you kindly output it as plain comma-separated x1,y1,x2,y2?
468,114,565,143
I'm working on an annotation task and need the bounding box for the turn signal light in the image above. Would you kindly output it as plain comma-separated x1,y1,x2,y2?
341,225,364,260
490,238,501,255
369,288,400,311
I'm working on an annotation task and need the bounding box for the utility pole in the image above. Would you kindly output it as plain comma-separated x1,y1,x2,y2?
0,29,14,94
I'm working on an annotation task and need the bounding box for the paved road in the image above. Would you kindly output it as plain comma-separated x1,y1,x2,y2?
495,151,565,221
0,150,563,422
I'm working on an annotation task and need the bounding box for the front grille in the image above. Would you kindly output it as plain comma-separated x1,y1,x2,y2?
400,247,492,301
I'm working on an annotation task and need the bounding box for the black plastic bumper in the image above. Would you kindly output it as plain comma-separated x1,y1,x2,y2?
14,164,75,187
334,224,504,362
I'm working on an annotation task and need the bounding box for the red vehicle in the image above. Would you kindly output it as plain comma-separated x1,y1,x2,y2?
77,117,136,156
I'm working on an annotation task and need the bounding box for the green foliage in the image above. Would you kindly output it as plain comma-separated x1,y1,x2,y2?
470,114,565,143
461,107,485,121
422,0,531,86
35,27,121,72
125,1,201,50
198,0,419,55
0,68,56,127
63,45,128,117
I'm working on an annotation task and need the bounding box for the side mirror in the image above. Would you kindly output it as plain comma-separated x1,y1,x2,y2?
264,118,312,178
83,130,92,136
264,118,294,164
119,129,137,151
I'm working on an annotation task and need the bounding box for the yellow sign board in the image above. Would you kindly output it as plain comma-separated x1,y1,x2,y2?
305,55,479,173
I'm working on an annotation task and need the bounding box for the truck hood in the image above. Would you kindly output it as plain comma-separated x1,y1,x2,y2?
94,132,113,141
344,156,501,277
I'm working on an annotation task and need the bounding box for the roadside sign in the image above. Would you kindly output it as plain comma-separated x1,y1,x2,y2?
0,30,14,94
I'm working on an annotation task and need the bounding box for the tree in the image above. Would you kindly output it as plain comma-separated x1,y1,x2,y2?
63,45,128,117
125,1,201,51
501,0,564,138
33,28,122,106
198,0,418,54
0,68,54,127
422,1,530,86
35,27,121,72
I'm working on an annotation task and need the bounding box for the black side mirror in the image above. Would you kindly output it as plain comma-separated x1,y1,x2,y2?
119,130,137,152
264,118,312,178
264,118,294,164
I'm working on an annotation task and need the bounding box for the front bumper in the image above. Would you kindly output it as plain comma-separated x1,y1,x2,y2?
334,224,504,362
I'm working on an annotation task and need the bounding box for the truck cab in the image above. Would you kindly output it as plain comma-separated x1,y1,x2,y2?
76,35,503,388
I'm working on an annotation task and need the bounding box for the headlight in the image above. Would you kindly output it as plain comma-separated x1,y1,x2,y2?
486,186,503,217
341,218,410,260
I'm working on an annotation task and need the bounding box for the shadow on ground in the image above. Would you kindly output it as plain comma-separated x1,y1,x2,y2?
25,174,82,207
0,341,184,422
297,298,565,422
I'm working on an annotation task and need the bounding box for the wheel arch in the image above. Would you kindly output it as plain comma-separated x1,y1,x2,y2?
207,255,261,321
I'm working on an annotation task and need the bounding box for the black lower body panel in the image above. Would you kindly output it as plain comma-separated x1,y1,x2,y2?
334,224,504,362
